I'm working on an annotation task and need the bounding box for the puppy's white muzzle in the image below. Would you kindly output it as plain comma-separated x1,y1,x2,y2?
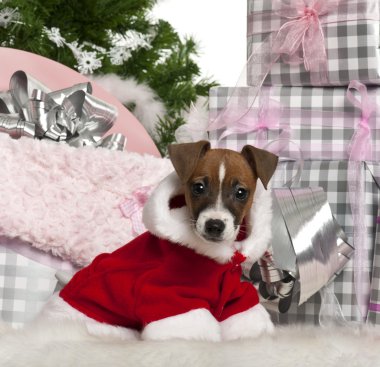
196,208,238,243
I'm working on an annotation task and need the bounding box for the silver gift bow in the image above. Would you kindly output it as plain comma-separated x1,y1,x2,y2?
272,187,354,304
0,70,126,150
257,186,354,313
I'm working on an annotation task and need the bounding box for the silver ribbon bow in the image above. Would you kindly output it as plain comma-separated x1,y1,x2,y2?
256,186,354,313
0,70,126,150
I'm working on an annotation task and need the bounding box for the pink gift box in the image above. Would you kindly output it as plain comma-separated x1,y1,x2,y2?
0,47,160,157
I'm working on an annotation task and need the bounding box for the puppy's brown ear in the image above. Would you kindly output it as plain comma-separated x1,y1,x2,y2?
168,140,211,183
241,145,278,190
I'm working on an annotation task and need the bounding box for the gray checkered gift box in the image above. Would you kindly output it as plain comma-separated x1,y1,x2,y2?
208,84,380,323
366,164,380,324
247,0,380,86
0,245,57,328
208,85,380,160
266,160,378,324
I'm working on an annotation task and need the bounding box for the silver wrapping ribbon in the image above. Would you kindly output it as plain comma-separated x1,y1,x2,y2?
0,70,126,150
258,186,354,313
257,251,296,313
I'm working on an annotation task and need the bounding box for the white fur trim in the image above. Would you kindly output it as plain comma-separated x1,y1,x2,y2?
90,74,166,139
141,309,221,342
40,294,139,341
220,304,274,341
142,172,235,263
238,180,273,268
175,97,209,143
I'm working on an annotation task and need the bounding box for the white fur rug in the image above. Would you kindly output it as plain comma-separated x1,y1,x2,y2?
1,321,379,367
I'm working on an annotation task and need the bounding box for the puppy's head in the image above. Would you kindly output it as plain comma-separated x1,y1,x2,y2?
168,141,278,244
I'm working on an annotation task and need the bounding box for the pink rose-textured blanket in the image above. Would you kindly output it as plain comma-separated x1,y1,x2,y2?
0,135,173,267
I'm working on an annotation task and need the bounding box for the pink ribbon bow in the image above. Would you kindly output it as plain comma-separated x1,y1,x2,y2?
119,186,153,236
271,0,341,85
347,81,376,162
346,80,377,320
208,0,344,136
218,89,284,148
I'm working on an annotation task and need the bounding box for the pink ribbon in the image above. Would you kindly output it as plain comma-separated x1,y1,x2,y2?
119,186,153,236
248,0,378,36
209,0,349,132
271,0,340,84
346,80,378,320
208,0,380,136
347,81,376,161
244,0,380,98
217,89,287,148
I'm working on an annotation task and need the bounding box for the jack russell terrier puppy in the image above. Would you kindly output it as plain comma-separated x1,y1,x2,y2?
40,141,278,342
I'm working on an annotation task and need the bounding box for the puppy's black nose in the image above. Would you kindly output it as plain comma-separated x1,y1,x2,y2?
205,219,225,238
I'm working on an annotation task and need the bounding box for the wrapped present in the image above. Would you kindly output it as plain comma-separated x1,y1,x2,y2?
247,0,380,86
263,159,379,324
0,244,59,328
367,175,380,324
208,84,380,160
260,186,354,312
208,82,380,324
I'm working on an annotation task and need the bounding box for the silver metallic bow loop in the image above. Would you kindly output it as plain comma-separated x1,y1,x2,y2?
96,134,127,151
0,70,126,150
258,251,295,300
10,70,29,119
0,114,35,139
0,98,10,114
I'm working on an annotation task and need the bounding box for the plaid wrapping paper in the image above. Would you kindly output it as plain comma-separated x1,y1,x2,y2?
367,211,380,324
266,160,379,324
0,245,58,328
247,0,380,86
367,164,380,324
209,85,380,323
208,85,380,160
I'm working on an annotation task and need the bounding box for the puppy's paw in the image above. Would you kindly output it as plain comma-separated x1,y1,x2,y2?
141,308,221,342
221,304,274,341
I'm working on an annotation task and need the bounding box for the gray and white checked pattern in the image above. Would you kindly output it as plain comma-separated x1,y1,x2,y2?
367,164,380,324
0,246,57,328
209,86,380,161
247,0,380,86
367,210,380,324
267,160,378,324
209,85,380,323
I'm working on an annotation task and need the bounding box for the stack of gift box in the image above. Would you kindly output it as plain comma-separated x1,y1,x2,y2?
208,0,380,324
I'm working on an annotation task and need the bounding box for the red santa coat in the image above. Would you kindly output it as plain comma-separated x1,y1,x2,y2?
60,231,259,331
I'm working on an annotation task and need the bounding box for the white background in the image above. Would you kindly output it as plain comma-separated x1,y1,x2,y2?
153,0,246,86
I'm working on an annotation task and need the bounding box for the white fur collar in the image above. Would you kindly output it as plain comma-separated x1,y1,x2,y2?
142,172,273,265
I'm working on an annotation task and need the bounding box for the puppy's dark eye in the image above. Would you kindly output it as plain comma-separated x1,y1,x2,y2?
235,187,248,201
192,182,205,196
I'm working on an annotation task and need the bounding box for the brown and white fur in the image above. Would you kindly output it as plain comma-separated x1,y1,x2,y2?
40,141,278,342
